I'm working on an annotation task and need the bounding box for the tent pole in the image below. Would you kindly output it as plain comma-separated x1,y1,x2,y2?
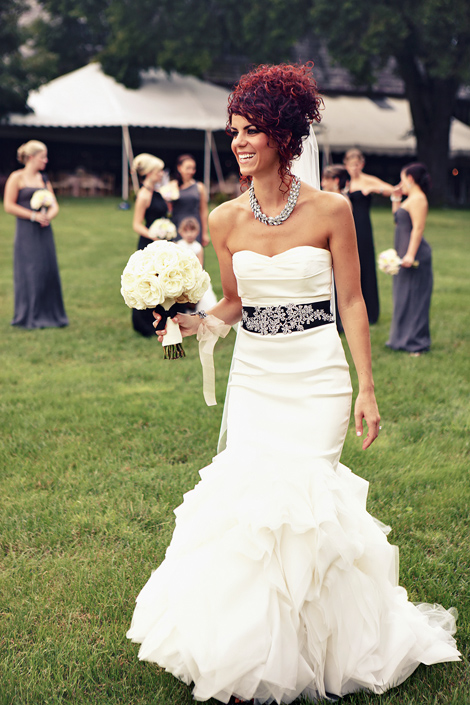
122,125,139,199
204,130,211,196
211,133,226,192
122,127,129,201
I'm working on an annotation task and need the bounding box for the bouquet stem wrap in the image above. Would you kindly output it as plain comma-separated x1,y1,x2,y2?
154,302,187,359
196,315,231,406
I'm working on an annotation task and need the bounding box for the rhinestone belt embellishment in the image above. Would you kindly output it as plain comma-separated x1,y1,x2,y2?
242,302,334,336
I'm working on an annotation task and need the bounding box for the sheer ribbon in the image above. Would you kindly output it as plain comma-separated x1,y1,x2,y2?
196,315,231,406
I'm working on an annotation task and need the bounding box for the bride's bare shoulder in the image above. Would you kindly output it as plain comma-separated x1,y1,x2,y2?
209,192,249,228
300,183,350,216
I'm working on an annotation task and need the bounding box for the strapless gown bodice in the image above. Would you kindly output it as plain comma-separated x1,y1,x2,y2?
233,246,332,306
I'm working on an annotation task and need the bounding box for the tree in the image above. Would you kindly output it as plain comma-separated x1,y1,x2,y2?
25,0,110,84
25,0,311,88
311,0,470,203
0,0,34,119
98,0,311,87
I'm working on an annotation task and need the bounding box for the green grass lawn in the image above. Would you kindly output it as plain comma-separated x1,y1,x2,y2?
0,199,469,704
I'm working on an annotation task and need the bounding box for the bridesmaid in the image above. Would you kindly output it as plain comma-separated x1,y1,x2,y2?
321,164,352,333
170,154,209,247
321,164,351,200
3,140,68,329
343,148,395,324
131,153,168,337
387,163,433,355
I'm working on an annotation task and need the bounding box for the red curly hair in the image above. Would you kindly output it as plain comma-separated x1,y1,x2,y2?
227,63,323,191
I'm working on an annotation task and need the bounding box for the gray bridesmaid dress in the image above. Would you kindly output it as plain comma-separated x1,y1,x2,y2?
386,208,432,353
171,182,202,244
11,177,68,329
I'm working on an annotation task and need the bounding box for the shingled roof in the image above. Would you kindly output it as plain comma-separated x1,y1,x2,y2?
205,36,469,105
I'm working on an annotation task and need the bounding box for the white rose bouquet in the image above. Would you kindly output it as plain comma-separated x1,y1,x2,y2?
30,189,54,214
121,240,210,359
159,182,180,201
148,217,177,241
378,248,419,275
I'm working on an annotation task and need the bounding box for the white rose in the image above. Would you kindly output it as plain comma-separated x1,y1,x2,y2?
178,255,199,290
121,251,147,308
158,269,185,299
121,269,143,308
186,270,211,303
136,273,165,307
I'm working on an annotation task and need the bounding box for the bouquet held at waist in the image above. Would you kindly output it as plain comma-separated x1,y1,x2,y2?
121,240,210,359
148,217,177,241
30,189,54,215
378,248,419,275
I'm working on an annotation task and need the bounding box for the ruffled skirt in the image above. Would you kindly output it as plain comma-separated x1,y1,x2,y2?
127,325,460,703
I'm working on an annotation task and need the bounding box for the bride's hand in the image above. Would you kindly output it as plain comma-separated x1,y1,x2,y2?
354,390,381,450
152,311,200,342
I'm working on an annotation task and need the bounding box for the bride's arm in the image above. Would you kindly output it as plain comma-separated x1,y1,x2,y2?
154,202,242,340
328,195,381,449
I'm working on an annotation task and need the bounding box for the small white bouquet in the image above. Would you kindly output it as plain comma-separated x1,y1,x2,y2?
378,248,418,275
159,182,180,201
121,240,210,359
30,189,54,214
148,217,177,241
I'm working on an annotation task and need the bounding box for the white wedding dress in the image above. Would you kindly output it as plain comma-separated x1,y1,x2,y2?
127,246,460,704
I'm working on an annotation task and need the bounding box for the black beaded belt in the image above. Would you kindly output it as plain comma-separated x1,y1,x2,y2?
242,300,334,336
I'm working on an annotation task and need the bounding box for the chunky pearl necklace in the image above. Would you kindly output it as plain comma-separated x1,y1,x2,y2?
249,175,301,226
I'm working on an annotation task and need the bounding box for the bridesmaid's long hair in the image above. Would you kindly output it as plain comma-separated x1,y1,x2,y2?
174,154,196,186
404,163,432,198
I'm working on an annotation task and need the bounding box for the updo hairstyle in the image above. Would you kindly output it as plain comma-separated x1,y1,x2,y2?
132,153,164,178
17,140,47,165
227,63,323,190
403,162,432,198
322,165,350,191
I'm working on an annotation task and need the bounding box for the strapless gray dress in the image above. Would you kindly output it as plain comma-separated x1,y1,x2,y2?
387,208,432,353
11,184,68,329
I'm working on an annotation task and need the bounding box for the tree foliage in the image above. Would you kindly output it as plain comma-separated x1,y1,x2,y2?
98,0,311,87
311,0,470,202
0,0,35,119
25,0,110,84
22,0,311,87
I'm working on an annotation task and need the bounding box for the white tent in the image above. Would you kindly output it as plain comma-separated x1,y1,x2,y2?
5,63,470,193
316,95,470,159
6,62,231,199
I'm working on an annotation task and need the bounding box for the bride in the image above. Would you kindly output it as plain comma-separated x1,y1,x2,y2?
127,64,460,704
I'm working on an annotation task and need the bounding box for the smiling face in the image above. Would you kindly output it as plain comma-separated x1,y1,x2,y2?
177,158,196,183
29,149,48,171
230,115,279,178
344,156,364,179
